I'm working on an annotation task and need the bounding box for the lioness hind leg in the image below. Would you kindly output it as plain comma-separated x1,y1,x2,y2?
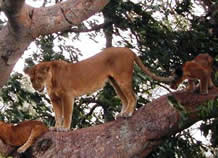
112,68,136,118
121,88,136,117
17,125,48,153
109,77,128,115
115,81,136,118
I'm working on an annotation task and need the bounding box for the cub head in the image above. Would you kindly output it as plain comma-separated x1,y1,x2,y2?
170,66,184,90
24,63,50,92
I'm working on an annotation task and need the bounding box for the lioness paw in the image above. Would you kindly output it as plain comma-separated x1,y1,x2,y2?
200,90,208,95
122,112,133,118
49,127,70,132
49,127,57,131
56,127,70,132
116,112,133,119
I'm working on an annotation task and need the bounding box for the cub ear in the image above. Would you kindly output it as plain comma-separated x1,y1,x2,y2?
24,67,32,75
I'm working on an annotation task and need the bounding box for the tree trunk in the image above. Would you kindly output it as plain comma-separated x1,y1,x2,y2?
1,88,218,158
0,0,109,87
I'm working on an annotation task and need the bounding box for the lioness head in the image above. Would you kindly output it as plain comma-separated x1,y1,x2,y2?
24,63,50,92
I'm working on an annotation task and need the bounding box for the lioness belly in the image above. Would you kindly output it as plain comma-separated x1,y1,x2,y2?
71,78,108,97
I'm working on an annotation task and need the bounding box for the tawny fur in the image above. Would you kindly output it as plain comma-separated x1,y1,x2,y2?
0,120,48,153
24,47,173,130
170,53,215,94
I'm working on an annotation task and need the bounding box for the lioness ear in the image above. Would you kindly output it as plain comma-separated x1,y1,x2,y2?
24,67,32,75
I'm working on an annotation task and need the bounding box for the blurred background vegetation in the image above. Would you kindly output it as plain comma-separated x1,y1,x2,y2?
1,0,218,157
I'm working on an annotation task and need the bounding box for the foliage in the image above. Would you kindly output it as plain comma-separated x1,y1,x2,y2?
1,0,218,157
148,131,207,158
198,99,218,148
0,72,54,125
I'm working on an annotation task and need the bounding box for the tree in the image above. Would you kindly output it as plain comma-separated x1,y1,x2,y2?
1,0,218,157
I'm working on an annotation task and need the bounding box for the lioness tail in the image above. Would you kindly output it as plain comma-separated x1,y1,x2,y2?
134,54,174,83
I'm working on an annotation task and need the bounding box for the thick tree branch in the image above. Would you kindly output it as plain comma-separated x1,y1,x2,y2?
1,88,218,158
30,0,110,38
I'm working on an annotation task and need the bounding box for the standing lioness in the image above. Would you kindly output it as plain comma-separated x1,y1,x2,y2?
24,47,173,130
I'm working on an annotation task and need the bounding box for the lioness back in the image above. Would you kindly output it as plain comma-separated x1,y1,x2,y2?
47,47,136,96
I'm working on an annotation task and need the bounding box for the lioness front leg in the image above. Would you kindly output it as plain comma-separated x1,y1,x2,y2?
50,96,63,131
62,95,74,130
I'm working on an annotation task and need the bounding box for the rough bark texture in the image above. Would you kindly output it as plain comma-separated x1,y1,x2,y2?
0,0,109,87
1,88,218,158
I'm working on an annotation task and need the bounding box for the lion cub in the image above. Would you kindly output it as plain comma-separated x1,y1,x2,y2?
0,120,48,153
24,47,173,130
170,53,216,94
